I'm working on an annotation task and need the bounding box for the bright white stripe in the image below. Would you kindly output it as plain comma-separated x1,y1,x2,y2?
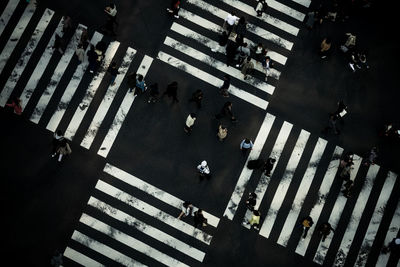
64,41,120,140
333,164,380,267
71,229,147,267
95,179,213,245
185,0,293,50
19,18,64,111
259,129,310,237
355,172,397,266
103,163,220,228
292,0,311,8
242,121,293,229
63,246,105,267
80,47,136,149
46,32,103,132
88,197,206,262
375,201,400,267
295,146,344,255
265,0,305,21
313,155,363,265
157,51,268,110
277,138,328,246
0,0,19,42
0,1,36,74
29,24,86,124
223,113,275,220
164,36,276,94
0,8,54,107
220,0,299,36
97,55,153,158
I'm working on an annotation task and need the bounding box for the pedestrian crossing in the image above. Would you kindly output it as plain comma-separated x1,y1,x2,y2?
63,163,219,266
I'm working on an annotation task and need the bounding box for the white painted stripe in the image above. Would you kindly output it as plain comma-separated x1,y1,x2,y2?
0,8,54,107
103,163,220,228
46,32,103,132
277,138,328,246
185,0,293,50
242,121,293,229
64,41,120,140
97,55,153,158
0,0,19,39
88,197,206,262
0,1,36,74
375,201,400,267
71,229,147,267
295,146,344,255
223,113,275,220
333,164,380,267
95,180,213,245
292,0,311,8
355,172,397,267
265,0,306,21
19,18,64,111
164,36,276,94
29,24,86,124
313,155,363,265
220,0,299,36
259,129,310,237
157,51,268,110
63,246,105,267
80,47,136,149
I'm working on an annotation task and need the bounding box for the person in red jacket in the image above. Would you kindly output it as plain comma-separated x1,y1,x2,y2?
6,96,22,115
167,0,181,18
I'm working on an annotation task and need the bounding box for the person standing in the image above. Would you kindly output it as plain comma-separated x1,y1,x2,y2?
262,157,276,176
240,138,254,156
318,222,334,242
241,57,254,80
223,11,239,37
184,113,196,134
167,0,181,18
217,124,228,141
56,139,72,162
243,210,261,230
245,192,257,211
75,43,85,64
219,74,231,97
215,101,236,121
162,81,179,103
300,216,314,238
188,89,203,108
107,62,120,86
193,209,208,228
51,130,65,157
197,160,211,180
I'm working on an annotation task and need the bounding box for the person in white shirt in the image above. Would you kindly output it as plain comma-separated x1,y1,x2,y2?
197,160,211,179
223,11,239,36
184,113,196,134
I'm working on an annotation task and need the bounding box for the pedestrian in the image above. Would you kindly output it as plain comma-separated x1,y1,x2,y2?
340,152,354,169
223,11,239,37
56,139,72,162
167,0,181,18
300,216,314,238
320,37,332,59
363,147,378,166
107,61,120,86
253,42,264,62
318,222,334,242
104,3,118,24
177,201,194,219
197,160,211,180
235,43,250,67
147,83,160,103
322,113,340,135
234,16,247,37
87,45,97,73
211,31,229,52
341,179,354,198
262,157,276,176
339,164,352,181
381,237,400,255
79,28,88,49
184,113,196,134
134,74,147,96
193,209,208,228
219,74,231,97
215,101,236,121
225,40,238,67
255,0,267,17
126,72,136,93
162,81,179,103
245,192,257,211
340,32,356,53
240,56,254,80
240,138,254,156
95,41,106,63
53,34,64,54
217,124,228,141
75,43,85,64
243,210,261,230
5,96,22,115
261,54,274,81
62,15,72,33
51,130,65,157
188,89,203,108
334,100,347,121
50,249,63,267
305,11,316,29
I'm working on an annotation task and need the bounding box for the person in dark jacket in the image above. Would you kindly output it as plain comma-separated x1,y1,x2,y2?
262,157,276,176
87,45,98,73
318,222,334,242
147,83,160,103
188,89,203,108
300,216,314,238
193,209,208,228
235,16,247,37
245,192,257,211
219,74,230,97
215,101,236,121
51,130,65,157
107,62,120,86
162,81,179,103
166,0,181,18
212,31,229,52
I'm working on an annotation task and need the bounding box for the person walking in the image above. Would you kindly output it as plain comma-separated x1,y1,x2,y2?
5,96,22,115
53,34,64,54
215,101,236,121
87,45,98,73
261,55,274,81
51,130,65,157
225,40,238,67
243,210,261,230
162,81,179,103
184,113,196,134
62,15,72,33
245,192,257,211
300,216,314,238
193,209,208,228
177,201,194,219
240,56,254,80
134,74,147,96
318,222,334,242
322,113,340,135
167,0,181,18
126,72,136,93
234,16,247,37
305,11,317,29
253,43,264,62
147,83,160,103
219,74,231,97
211,31,229,52
240,138,254,156
320,37,332,59
334,100,347,122
104,3,118,24
382,237,400,255
363,147,378,166
235,43,250,67
56,139,72,162
75,43,85,64
223,11,239,37
188,89,203,108
107,62,120,86
197,160,211,180
255,0,267,17
262,157,276,176
217,124,228,141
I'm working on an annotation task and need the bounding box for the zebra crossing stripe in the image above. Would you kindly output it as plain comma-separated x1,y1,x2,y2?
97,55,153,158
0,0,36,74
80,47,137,149
259,129,310,238
313,155,363,265
29,24,86,124
355,171,398,266
295,146,344,256
0,8,54,107
291,0,312,8
63,246,105,267
46,32,103,132
265,0,306,21
103,163,220,228
95,179,213,245
0,0,19,37
157,51,268,110
277,138,328,247
18,18,64,111
163,36,276,95
333,164,380,267
224,113,275,220
64,41,120,140
88,197,206,262
71,229,147,267
219,0,299,36
375,201,400,267
242,121,293,229
186,0,293,51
